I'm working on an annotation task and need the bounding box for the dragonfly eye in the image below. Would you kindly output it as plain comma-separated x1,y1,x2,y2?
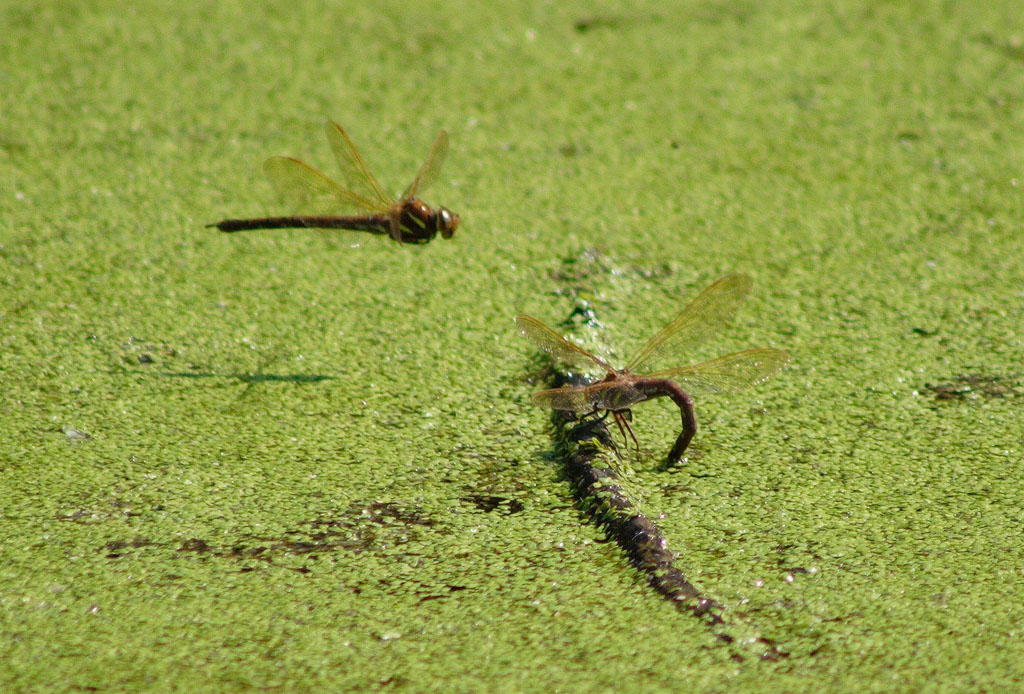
438,207,459,239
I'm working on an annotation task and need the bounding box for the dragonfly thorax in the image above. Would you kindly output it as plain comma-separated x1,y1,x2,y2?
399,199,459,243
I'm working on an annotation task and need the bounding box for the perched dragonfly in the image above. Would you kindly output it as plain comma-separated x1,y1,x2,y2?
515,274,789,464
209,121,459,244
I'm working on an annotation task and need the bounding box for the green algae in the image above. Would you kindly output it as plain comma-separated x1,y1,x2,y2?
2,0,1024,691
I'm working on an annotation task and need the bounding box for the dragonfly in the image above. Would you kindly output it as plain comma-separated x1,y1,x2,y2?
209,121,459,244
515,274,789,465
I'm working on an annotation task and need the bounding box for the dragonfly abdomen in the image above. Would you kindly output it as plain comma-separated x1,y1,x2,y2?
211,215,390,234
636,379,697,464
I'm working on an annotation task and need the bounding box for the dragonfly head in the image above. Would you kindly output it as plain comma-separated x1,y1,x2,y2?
437,207,459,239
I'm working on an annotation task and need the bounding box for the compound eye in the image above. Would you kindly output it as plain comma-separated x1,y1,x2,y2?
439,208,458,238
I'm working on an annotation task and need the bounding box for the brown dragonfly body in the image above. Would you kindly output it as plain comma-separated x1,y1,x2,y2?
562,374,699,463
515,275,789,465
210,121,458,244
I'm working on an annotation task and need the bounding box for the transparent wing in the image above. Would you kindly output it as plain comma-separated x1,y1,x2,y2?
531,386,596,413
262,157,383,214
533,381,647,413
515,314,614,374
626,274,753,372
645,348,789,396
324,121,394,208
402,130,449,200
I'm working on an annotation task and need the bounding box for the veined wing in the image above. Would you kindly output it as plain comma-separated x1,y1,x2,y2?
644,348,789,396
324,121,394,209
626,274,753,372
533,381,647,413
263,157,383,214
531,386,595,413
402,130,449,200
515,314,614,375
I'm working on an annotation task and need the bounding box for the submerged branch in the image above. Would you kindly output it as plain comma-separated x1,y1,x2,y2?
549,372,725,628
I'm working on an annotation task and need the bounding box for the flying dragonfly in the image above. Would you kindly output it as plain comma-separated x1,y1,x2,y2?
515,274,789,464
209,121,459,244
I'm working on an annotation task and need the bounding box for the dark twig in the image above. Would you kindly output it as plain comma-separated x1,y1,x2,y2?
550,372,726,629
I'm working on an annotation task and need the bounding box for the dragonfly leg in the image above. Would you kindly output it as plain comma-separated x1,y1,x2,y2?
611,411,628,446
613,410,639,450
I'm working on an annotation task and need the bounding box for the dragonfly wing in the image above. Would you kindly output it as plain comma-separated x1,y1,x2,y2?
531,386,596,413
263,157,382,213
515,314,614,374
324,121,395,209
626,274,753,372
645,348,790,396
402,130,449,200
533,382,647,413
